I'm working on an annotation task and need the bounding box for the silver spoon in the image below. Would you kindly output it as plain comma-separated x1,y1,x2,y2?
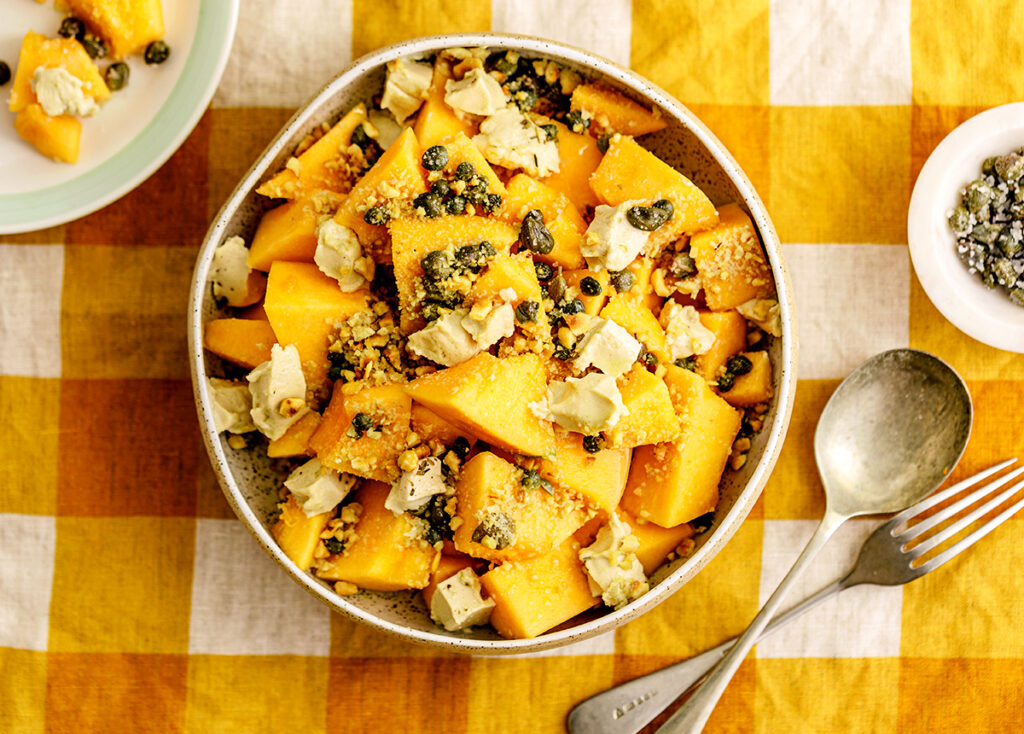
655,348,972,733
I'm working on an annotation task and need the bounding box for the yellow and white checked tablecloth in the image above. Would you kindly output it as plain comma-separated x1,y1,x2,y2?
3,1,1024,732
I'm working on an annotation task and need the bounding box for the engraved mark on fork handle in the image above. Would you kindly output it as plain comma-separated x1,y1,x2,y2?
613,689,658,719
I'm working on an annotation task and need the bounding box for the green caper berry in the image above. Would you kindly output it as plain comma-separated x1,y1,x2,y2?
562,298,585,315
483,193,502,212
144,39,171,65
579,276,602,296
971,223,1002,245
610,270,635,292
627,203,673,231
514,300,540,323
995,153,1024,182
565,110,590,133
534,261,554,283
323,537,346,555
652,198,674,215
669,253,697,278
351,412,373,434
59,17,85,39
518,209,555,254
452,436,472,459
520,469,553,494
965,180,994,214
674,356,697,372
717,372,736,392
82,34,107,59
514,88,538,111
0,61,9,87
552,343,573,361
999,234,1023,258
350,124,380,157
726,354,753,376
363,206,390,226
540,123,558,142
582,435,603,454
982,156,999,176
493,54,517,76
430,178,450,197
455,161,475,181
596,134,611,154
471,512,516,549
454,243,491,270
547,272,567,303
993,258,1016,285
421,145,449,171
420,250,452,279
641,351,658,367
446,195,467,215
413,192,443,218
948,206,972,236
104,62,130,91
1011,288,1024,306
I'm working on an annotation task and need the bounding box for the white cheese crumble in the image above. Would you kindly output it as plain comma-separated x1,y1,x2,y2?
207,377,256,434
380,57,433,124
210,236,257,307
444,67,507,117
473,106,560,178
579,513,649,610
531,373,628,434
582,202,650,272
406,303,515,367
314,219,373,292
366,110,404,150
736,297,782,337
284,458,357,517
659,301,715,360
430,567,496,632
385,456,447,515
31,66,99,117
247,344,310,440
573,318,642,376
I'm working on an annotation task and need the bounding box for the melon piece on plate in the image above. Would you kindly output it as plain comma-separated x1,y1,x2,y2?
202,318,277,370
606,365,680,449
696,309,747,383
267,412,321,458
541,120,603,211
621,510,696,575
410,403,473,447
272,494,333,571
570,83,667,137
62,0,164,59
501,174,587,270
9,31,110,112
413,59,476,147
600,293,671,363
689,203,775,310
562,268,609,317
469,251,545,306
14,104,81,163
719,350,773,407
247,199,321,271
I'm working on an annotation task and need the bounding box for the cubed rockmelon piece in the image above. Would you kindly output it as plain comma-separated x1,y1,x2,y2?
623,364,741,527
563,268,609,316
413,59,476,147
309,381,411,482
202,318,277,370
570,83,667,137
390,216,517,333
541,120,603,211
410,403,473,447
453,452,588,563
621,510,696,575
689,203,774,310
247,199,320,271
237,301,269,321
14,103,81,163
502,174,586,270
470,251,545,307
422,554,480,608
438,132,507,199
589,135,718,249
263,261,370,389
481,538,599,639
696,310,747,383
404,352,555,458
258,105,368,200
720,350,772,407
334,127,427,263
600,293,670,362
606,365,680,448
62,0,164,59
315,480,438,591
9,31,110,111
272,494,333,571
267,412,321,458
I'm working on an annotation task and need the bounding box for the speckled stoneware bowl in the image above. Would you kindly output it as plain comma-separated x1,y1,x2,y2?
188,33,798,654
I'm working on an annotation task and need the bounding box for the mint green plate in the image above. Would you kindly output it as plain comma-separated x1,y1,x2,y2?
0,0,238,234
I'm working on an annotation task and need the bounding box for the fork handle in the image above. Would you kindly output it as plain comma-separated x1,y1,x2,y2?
566,578,844,734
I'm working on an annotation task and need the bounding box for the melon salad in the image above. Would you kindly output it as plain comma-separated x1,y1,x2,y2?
202,47,782,639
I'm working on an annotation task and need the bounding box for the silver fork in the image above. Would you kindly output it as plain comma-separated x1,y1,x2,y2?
568,458,1024,734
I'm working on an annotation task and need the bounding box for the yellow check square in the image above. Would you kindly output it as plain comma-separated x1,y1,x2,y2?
351,0,491,59
0,648,46,734
0,377,59,515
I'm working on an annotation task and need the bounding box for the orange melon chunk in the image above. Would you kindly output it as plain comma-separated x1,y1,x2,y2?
404,352,555,458
563,268,609,316
589,135,718,249
501,174,586,270
600,293,670,363
413,59,476,147
272,495,333,571
621,510,696,575
247,199,320,271
315,481,438,591
719,350,773,407
410,403,473,447
9,31,110,112
470,252,545,307
202,318,277,370
438,132,508,200
570,83,667,137
481,538,598,639
696,310,747,383
14,104,81,163
606,365,680,448
267,412,321,458
62,0,164,59
541,120,603,211
688,203,775,310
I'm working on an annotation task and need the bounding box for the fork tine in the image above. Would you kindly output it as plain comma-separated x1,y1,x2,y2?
916,488,1024,575
889,459,1018,531
906,477,1024,559
897,465,1024,542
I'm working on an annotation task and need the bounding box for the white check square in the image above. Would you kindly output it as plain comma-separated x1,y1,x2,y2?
0,514,57,651
491,0,633,67
0,245,63,378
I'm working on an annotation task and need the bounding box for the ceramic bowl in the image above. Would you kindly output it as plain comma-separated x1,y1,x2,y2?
908,102,1024,353
188,33,798,654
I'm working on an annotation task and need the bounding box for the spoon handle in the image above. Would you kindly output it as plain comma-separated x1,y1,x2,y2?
656,510,846,733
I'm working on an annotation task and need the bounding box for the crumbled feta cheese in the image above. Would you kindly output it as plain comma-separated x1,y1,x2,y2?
444,67,507,117
736,297,782,337
429,567,496,631
579,513,649,610
534,373,628,434
314,219,373,292
573,318,642,376
660,301,715,360
385,456,446,515
285,458,357,517
31,66,99,117
473,106,560,178
460,302,515,348
247,344,310,440
366,110,404,150
582,202,650,271
210,236,256,307
380,57,433,123
207,377,256,434
407,304,514,367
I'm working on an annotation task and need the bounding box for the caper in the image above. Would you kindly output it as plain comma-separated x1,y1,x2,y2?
947,206,972,236
471,512,516,549
993,258,1016,285
669,253,697,278
430,178,450,197
323,536,346,554
454,242,495,270
552,343,573,361
565,110,590,134
0,61,9,87
726,354,753,376
421,145,449,171
350,124,379,157
363,206,390,226
81,34,107,59
610,270,635,292
518,209,555,254
445,195,467,215
582,435,603,454
1011,288,1024,306
562,298,585,315
144,40,171,65
540,123,558,142
674,356,697,372
104,61,129,91
534,261,554,283
717,372,736,392
493,53,517,76
59,17,85,39
351,412,373,435
452,436,472,459
413,192,443,218
455,161,476,181
627,201,673,231
998,233,1023,258
995,153,1024,182
596,134,611,154
420,250,452,279
520,469,553,494
513,87,538,111
965,180,995,214
514,300,539,323
982,156,999,176
546,272,567,302
483,193,502,212
971,223,1002,245
579,276,602,296
466,182,488,205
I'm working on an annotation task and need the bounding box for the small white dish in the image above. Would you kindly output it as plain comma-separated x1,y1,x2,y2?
908,102,1024,353
0,0,238,234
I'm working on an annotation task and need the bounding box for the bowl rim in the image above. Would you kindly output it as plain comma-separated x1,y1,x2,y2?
907,101,1024,353
188,32,799,654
